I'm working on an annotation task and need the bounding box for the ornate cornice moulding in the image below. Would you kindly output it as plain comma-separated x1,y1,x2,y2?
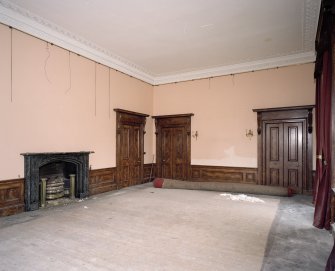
0,0,319,85
0,0,155,84
153,52,316,85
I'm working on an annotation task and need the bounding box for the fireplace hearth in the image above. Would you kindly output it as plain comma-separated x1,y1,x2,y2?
21,152,93,211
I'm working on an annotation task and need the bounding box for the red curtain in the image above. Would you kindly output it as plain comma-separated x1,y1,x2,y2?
313,50,332,230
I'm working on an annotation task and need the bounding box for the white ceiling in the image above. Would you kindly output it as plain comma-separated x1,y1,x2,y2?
0,0,320,84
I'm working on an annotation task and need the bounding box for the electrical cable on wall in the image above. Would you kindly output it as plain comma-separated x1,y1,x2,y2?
94,62,97,116
44,42,52,84
10,26,13,102
65,51,72,93
109,68,111,119
231,74,235,86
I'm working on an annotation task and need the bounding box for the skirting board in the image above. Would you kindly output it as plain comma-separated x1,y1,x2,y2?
0,164,256,217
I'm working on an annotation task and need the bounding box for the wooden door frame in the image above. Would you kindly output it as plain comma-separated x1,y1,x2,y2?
152,114,194,180
253,105,314,193
114,108,149,188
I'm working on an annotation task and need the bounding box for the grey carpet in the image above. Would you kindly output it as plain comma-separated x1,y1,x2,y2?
0,183,332,270
261,195,333,271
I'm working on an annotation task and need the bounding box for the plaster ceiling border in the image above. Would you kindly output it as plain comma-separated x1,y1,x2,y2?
0,0,319,85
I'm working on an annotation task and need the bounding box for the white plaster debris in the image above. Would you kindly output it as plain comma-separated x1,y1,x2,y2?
220,193,265,203
84,206,88,209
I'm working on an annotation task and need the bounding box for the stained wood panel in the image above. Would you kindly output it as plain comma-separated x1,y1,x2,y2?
90,165,155,196
191,165,257,184
89,168,117,196
0,179,24,217
266,123,284,186
143,163,156,183
284,122,303,190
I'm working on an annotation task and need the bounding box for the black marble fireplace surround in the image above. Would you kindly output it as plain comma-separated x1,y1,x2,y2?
21,152,93,211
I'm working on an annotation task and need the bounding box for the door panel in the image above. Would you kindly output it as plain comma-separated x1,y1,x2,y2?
265,123,284,186
173,128,185,179
154,115,192,180
120,126,131,188
115,109,148,189
121,127,130,159
119,126,143,187
160,127,186,180
270,168,281,186
132,126,142,185
284,122,303,192
161,128,172,178
264,121,304,192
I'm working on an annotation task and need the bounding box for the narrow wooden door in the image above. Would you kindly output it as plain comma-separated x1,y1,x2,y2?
161,127,187,179
265,123,284,186
119,125,142,187
264,121,304,192
283,122,303,190
153,114,193,180
115,109,148,189
161,127,173,178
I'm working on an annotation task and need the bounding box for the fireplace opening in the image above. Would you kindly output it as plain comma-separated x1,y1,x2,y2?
22,152,92,212
39,161,77,207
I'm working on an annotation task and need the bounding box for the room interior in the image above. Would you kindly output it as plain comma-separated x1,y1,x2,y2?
1,0,335,270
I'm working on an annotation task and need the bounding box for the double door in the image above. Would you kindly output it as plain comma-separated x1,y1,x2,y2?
264,121,304,192
254,105,314,194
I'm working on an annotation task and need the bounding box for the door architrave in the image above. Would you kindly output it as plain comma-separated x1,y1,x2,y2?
253,105,314,193
152,114,194,180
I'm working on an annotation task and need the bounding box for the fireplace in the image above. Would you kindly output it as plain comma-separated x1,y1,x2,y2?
21,152,93,211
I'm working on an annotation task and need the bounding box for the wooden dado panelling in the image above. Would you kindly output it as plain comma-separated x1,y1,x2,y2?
191,165,258,184
89,164,155,196
0,179,24,217
143,163,156,183
89,168,117,196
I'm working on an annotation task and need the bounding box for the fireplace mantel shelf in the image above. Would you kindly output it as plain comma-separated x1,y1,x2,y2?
21,151,94,156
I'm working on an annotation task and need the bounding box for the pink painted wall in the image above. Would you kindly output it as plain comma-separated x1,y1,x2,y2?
153,64,315,167
0,23,316,180
0,24,153,180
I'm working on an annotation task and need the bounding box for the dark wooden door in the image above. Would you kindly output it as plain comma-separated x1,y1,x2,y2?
265,122,284,186
265,121,303,192
161,127,173,178
161,126,187,179
115,109,148,188
253,105,314,194
119,125,142,187
153,114,193,180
